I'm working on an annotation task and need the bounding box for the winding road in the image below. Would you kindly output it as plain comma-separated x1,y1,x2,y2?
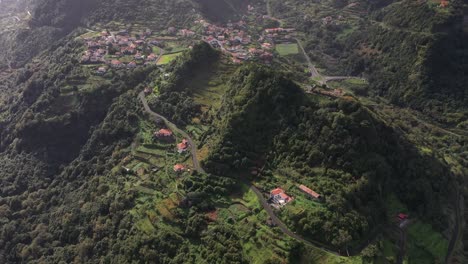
138,90,379,257
138,91,204,173
295,38,320,79
296,37,365,85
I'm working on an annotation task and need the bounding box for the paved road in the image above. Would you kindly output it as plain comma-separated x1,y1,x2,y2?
138,91,205,173
295,38,320,79
295,38,366,85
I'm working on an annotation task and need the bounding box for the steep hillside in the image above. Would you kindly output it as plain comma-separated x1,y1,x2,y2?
193,0,249,22
202,65,453,251
273,0,466,124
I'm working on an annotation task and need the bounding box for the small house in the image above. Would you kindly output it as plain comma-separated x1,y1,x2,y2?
147,53,157,61
144,87,153,95
439,0,449,8
174,164,185,173
177,139,189,153
261,43,272,49
111,60,123,68
397,213,408,221
154,129,173,138
298,185,321,200
270,188,291,206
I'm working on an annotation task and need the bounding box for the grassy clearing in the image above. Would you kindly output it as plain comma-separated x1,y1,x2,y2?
136,146,166,156
336,26,358,41
276,43,299,56
407,221,448,262
152,46,161,54
80,31,101,39
156,52,183,65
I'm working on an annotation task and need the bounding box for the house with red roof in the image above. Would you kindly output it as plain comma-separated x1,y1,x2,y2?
298,185,322,200
173,164,185,173
111,60,123,68
439,0,449,8
177,139,189,153
270,188,292,206
147,53,157,61
397,213,408,221
154,128,173,138
265,28,284,34
261,43,273,49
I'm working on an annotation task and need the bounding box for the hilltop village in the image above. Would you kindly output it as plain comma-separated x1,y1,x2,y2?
79,4,297,74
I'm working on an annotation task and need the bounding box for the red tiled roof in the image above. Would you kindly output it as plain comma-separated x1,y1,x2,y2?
177,139,189,150
278,192,290,200
174,164,185,171
398,213,408,220
270,188,284,195
299,185,321,199
157,129,172,137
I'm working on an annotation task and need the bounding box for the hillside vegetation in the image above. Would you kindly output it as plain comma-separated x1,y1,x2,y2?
273,0,466,124
202,65,453,250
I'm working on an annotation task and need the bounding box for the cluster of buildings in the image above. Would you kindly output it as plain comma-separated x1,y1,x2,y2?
80,28,161,73
198,18,295,64
153,128,190,173
261,27,295,43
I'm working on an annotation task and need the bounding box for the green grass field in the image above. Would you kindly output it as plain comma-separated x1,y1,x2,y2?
276,43,299,56
407,221,448,263
156,52,183,65
152,46,161,54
